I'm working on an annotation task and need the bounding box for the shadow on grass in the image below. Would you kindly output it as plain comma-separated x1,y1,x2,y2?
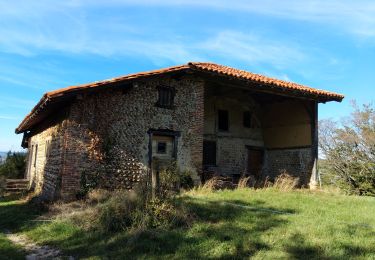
1,195,374,259
285,228,375,260
20,197,296,259
0,195,45,259
0,233,24,260
0,195,44,231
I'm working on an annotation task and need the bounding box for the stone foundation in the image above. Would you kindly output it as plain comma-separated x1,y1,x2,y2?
264,147,313,187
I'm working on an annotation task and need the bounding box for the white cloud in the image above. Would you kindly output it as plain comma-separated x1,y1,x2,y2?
0,1,349,82
56,0,375,37
0,116,20,120
199,31,306,69
0,0,374,61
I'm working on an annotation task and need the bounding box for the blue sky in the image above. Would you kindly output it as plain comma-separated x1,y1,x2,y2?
1,0,375,151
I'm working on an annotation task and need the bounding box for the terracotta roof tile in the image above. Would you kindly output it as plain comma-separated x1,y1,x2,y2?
188,62,344,100
16,62,344,133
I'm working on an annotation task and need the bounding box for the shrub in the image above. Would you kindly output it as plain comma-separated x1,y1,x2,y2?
320,103,375,196
157,162,195,198
85,189,193,232
72,161,196,232
78,170,101,198
0,175,6,197
179,171,194,190
96,190,140,232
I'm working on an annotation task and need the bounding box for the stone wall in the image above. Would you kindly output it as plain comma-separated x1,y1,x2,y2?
59,74,204,199
202,85,316,185
24,72,317,199
26,112,68,200
264,147,313,186
203,90,264,176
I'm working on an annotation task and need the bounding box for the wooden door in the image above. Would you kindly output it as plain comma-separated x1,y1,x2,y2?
247,148,264,179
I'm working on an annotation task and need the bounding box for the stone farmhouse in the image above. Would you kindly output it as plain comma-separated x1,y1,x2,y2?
16,62,344,200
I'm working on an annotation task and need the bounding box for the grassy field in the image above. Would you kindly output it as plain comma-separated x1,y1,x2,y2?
1,189,375,259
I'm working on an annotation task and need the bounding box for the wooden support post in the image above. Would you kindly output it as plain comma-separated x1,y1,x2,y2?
310,101,319,189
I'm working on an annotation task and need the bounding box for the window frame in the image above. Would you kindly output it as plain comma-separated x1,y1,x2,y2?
155,86,175,109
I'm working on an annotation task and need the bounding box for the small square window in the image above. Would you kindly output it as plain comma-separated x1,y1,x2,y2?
156,86,175,108
157,142,167,154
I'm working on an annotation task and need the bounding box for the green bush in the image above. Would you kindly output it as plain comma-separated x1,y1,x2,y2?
87,189,193,233
96,190,139,232
158,162,195,198
78,170,101,198
0,175,6,197
179,171,195,190
75,161,195,233
320,103,375,196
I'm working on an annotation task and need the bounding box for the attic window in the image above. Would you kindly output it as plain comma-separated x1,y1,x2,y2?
156,86,175,108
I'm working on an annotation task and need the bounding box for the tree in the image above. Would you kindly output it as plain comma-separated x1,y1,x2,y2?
0,151,27,179
319,103,375,196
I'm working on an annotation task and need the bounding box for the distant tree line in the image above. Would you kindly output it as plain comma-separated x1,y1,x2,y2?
319,102,375,196
0,151,27,179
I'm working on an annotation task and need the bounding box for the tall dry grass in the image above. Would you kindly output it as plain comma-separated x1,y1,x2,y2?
236,171,299,191
202,176,235,191
272,171,299,191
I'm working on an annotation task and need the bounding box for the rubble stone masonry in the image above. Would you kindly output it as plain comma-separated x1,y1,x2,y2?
27,75,204,200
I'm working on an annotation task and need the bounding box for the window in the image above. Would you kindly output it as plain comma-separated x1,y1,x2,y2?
157,142,167,154
45,139,51,157
203,141,216,165
27,145,34,177
218,110,229,131
156,86,175,108
34,144,38,167
243,111,252,128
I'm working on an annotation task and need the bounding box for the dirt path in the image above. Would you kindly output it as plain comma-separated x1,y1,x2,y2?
4,231,74,260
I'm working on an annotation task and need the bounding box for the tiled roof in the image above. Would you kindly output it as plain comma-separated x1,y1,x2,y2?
188,62,344,101
16,62,344,133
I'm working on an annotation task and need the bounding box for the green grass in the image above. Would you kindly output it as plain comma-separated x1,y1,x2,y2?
0,233,24,260
1,189,375,259
0,195,39,260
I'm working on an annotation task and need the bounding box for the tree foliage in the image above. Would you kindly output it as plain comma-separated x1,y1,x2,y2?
0,151,27,179
319,103,375,196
